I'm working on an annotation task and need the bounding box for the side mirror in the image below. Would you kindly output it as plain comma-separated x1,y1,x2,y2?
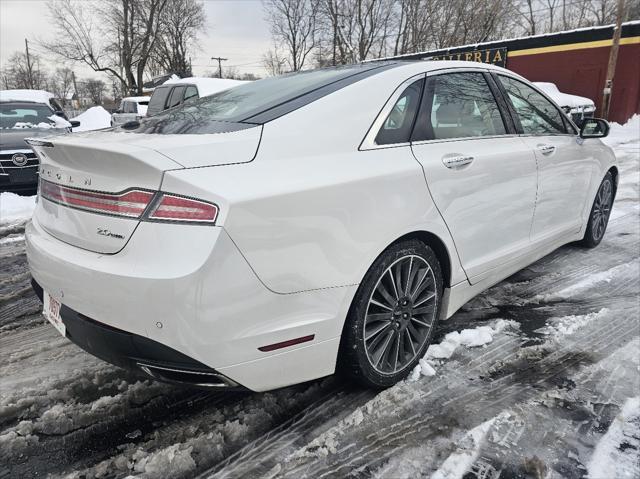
580,118,609,139
70,120,80,128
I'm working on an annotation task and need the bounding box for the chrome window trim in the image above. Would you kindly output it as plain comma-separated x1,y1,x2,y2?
411,133,521,147
359,73,426,151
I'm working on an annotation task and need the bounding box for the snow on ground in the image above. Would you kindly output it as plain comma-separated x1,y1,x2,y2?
0,192,36,225
587,396,640,479
71,106,111,131
0,118,638,478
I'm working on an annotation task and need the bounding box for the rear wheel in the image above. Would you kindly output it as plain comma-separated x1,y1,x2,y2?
339,239,443,388
580,172,614,248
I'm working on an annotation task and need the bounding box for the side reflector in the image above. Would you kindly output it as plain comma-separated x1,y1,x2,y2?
148,194,218,223
40,180,154,218
258,335,315,352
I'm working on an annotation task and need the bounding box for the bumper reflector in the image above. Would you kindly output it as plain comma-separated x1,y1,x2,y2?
258,334,315,352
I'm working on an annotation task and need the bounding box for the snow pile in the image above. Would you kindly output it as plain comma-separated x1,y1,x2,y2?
542,308,609,338
133,443,196,476
587,396,640,479
71,106,111,131
603,114,639,147
9,115,70,130
0,193,36,225
409,320,515,381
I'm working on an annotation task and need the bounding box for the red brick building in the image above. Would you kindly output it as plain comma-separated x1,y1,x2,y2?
389,21,640,124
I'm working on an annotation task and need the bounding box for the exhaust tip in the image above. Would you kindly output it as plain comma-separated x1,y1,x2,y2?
137,363,239,389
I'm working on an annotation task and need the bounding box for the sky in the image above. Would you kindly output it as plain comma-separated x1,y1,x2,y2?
0,0,272,81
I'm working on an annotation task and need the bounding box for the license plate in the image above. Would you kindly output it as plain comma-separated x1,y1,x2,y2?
43,291,66,337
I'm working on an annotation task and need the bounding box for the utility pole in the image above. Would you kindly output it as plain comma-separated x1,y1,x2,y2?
602,0,626,120
71,71,79,108
211,56,228,78
24,38,34,89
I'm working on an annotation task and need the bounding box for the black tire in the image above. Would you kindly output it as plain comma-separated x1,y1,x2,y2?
338,239,443,388
580,172,614,248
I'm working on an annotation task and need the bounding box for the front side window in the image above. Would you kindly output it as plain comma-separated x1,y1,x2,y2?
375,79,423,145
168,86,186,109
499,76,566,135
416,72,506,141
184,86,198,102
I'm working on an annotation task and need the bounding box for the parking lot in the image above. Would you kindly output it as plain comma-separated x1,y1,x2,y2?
0,123,637,478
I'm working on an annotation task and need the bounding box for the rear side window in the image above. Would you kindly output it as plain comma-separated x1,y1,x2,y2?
415,72,506,141
499,76,566,135
147,87,171,116
375,79,423,145
168,86,186,109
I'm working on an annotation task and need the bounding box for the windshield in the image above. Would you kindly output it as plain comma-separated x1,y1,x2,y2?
0,102,61,129
125,62,396,134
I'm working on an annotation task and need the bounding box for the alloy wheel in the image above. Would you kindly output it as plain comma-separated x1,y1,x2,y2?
363,255,438,375
592,179,613,241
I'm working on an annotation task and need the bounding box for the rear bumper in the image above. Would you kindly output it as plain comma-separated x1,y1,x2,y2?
31,279,241,388
26,215,355,391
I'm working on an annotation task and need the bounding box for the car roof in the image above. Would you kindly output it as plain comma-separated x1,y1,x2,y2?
161,77,248,97
122,96,150,103
0,89,54,104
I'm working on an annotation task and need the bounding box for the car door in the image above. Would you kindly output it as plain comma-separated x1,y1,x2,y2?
410,70,538,282
495,74,593,242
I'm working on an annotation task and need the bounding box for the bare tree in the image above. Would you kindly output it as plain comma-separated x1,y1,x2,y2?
44,0,170,94
151,0,205,77
50,67,75,102
262,48,288,75
0,52,49,90
264,0,319,71
81,78,106,105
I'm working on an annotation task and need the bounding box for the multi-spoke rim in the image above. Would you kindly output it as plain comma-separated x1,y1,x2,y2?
592,179,613,241
363,255,438,375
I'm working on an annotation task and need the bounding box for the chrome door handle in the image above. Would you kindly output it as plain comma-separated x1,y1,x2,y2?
442,155,474,169
538,145,556,155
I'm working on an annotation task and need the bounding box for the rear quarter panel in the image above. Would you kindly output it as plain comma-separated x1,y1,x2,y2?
161,69,465,293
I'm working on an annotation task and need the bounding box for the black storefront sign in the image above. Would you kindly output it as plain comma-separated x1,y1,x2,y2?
427,47,507,67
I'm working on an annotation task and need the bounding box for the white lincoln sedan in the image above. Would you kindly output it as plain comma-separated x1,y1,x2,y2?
26,61,616,391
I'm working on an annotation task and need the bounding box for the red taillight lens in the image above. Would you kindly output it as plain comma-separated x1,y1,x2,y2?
40,180,154,218
148,194,218,223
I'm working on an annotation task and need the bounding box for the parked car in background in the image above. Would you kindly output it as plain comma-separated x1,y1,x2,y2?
146,77,246,116
110,96,150,126
26,61,615,392
0,97,79,195
533,82,596,126
0,89,71,120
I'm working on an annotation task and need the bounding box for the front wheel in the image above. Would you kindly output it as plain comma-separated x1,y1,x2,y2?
580,172,614,248
338,239,443,388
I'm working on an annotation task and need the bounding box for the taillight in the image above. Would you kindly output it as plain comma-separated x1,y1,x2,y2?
40,179,218,224
148,194,218,224
40,180,153,218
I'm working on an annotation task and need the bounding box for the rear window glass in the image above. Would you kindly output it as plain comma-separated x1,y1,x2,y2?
126,63,395,133
147,87,171,116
